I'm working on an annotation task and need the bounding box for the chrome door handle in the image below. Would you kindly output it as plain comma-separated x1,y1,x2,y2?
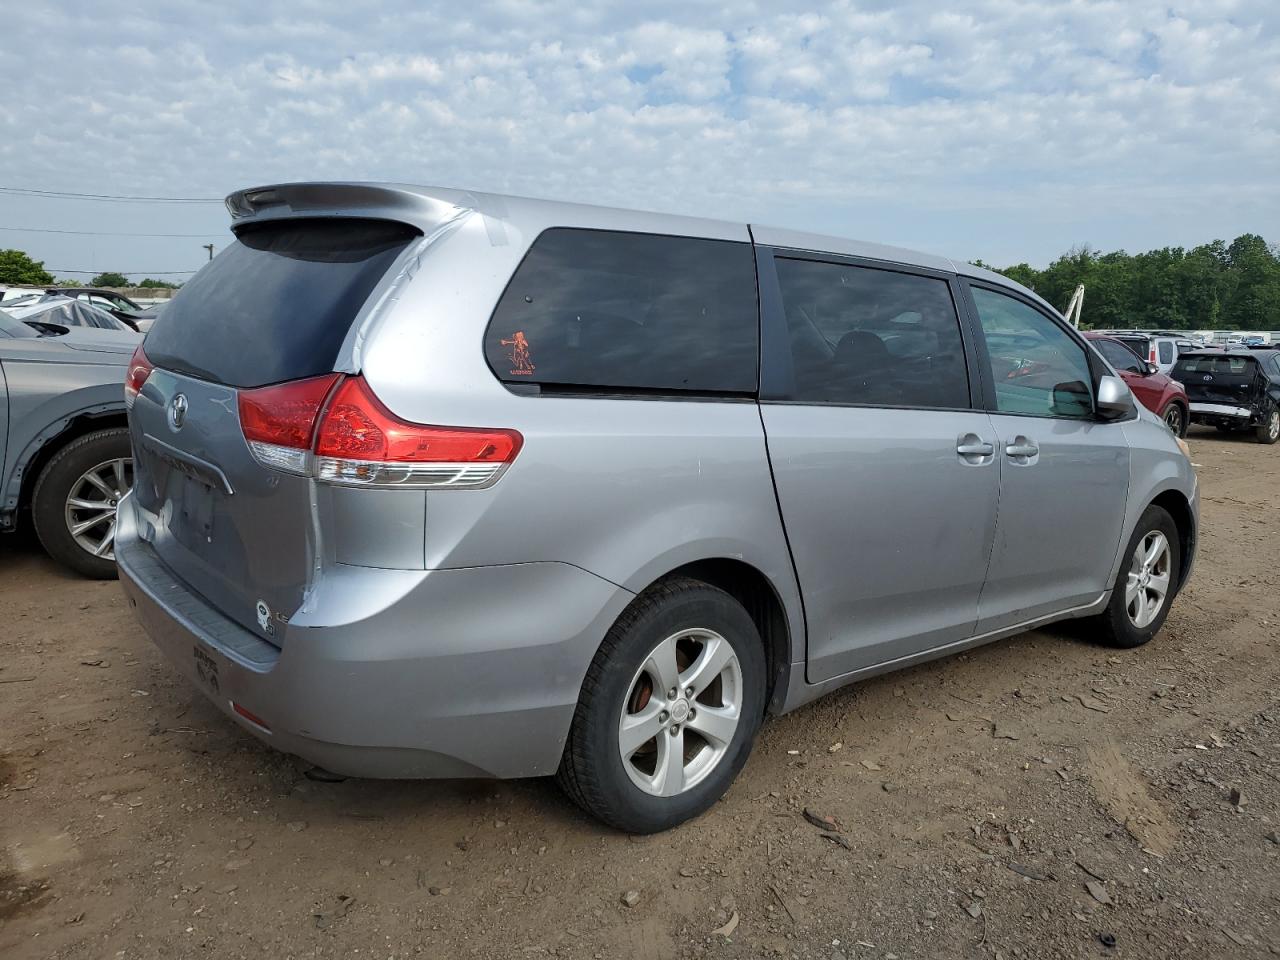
1006,438,1039,458
956,433,994,464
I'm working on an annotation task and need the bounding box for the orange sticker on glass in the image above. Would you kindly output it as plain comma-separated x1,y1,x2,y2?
501,330,535,376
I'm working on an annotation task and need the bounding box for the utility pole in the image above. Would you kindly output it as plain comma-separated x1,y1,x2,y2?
202,243,215,261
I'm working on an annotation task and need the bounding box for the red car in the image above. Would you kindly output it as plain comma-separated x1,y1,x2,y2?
1085,333,1189,436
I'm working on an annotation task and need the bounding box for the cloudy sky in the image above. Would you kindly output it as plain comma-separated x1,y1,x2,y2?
1,0,1277,284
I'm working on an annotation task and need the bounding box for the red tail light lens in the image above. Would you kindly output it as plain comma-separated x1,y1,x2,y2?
316,376,522,463
238,373,522,488
238,373,341,450
124,344,154,409
237,374,341,475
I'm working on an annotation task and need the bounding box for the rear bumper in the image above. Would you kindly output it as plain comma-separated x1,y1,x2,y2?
116,494,632,779
1189,402,1253,420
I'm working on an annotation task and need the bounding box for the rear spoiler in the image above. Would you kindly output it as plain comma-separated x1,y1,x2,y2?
223,182,484,238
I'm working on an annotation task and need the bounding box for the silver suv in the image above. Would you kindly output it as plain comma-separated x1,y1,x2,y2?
118,182,1198,833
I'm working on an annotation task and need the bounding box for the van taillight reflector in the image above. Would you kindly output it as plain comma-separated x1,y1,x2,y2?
238,374,522,489
1149,348,1156,362
124,344,154,409
232,701,271,731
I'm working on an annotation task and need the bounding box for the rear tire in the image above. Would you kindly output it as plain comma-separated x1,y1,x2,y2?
1161,402,1187,438
556,577,766,833
1087,505,1180,649
1254,408,1280,444
31,428,132,579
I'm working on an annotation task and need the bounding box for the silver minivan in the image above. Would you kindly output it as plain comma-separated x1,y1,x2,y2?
118,182,1198,833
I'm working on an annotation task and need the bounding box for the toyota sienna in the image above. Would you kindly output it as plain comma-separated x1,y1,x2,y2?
118,182,1198,833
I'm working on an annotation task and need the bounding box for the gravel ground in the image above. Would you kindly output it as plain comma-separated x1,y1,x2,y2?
2,424,1278,960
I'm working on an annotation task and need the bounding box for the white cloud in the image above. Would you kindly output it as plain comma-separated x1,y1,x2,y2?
0,0,1276,273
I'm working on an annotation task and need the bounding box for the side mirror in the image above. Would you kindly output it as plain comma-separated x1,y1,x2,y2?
1145,362,1159,375
1096,375,1134,421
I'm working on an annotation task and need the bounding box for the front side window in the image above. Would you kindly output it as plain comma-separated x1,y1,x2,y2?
772,258,969,408
1094,338,1144,374
484,228,758,395
972,287,1093,419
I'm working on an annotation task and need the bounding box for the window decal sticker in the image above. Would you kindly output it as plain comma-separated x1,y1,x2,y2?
501,330,535,376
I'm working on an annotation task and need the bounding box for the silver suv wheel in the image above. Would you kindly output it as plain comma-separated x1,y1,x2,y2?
1125,530,1171,629
618,628,743,797
64,457,132,560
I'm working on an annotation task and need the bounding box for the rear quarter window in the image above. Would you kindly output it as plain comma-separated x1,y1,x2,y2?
484,228,758,395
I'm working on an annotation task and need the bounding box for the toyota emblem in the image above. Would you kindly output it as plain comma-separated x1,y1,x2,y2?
168,393,189,431
1202,375,1213,381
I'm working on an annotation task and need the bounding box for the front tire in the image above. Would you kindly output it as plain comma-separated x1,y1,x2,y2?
1088,505,1180,649
1255,408,1280,444
556,578,766,833
31,428,133,579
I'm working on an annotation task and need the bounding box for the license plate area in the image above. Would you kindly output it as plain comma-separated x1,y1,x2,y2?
193,643,221,695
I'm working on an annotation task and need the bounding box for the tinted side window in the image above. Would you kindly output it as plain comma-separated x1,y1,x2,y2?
772,258,969,408
1095,338,1144,373
485,229,758,394
972,287,1093,419
1158,341,1175,364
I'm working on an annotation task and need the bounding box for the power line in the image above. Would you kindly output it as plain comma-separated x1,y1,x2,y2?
0,186,222,203
50,268,199,275
0,225,225,238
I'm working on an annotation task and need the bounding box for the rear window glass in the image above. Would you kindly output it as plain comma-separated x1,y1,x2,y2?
1158,340,1175,364
144,218,419,388
1174,355,1257,376
484,228,758,395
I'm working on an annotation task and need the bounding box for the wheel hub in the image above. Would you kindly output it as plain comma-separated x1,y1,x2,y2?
669,698,691,724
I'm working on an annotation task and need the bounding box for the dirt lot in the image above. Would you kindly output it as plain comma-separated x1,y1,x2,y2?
2,425,1278,960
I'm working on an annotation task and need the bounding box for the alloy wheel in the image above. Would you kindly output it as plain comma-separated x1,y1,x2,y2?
618,628,743,797
1163,405,1183,436
1124,530,1171,629
64,457,132,560
1269,411,1279,441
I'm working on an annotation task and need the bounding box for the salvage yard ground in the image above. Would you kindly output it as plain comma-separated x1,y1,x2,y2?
2,426,1278,960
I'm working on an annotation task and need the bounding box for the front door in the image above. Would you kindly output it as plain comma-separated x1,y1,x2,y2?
965,285,1131,631
757,252,1001,682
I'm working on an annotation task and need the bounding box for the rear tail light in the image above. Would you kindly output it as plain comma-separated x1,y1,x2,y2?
238,374,341,475
1149,347,1157,363
124,344,154,410
239,374,522,489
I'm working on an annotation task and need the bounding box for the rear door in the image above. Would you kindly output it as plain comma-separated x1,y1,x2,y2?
128,218,420,637
757,251,1000,682
964,284,1130,631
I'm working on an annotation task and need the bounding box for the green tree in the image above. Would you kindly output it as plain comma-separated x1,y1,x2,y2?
0,249,55,285
137,278,180,289
90,271,131,287
980,234,1280,331
54,277,84,287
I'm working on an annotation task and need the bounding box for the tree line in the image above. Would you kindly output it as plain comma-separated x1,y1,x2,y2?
977,234,1280,331
0,249,180,289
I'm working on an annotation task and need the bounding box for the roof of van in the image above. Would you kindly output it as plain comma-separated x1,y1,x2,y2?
225,180,1055,314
